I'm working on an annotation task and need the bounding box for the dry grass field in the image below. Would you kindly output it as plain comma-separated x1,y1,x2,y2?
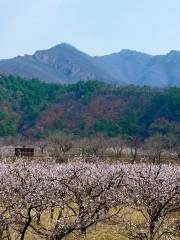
24,224,127,240
12,208,178,240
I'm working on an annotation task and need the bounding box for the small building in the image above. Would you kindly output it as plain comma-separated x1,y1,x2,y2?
15,148,35,157
0,145,49,159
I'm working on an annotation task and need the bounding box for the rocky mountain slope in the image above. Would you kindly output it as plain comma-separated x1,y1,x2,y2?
1,44,180,86
0,44,116,84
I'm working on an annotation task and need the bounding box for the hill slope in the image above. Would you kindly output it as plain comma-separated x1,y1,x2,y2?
0,75,179,139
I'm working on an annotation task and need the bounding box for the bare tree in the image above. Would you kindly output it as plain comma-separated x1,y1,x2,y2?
143,135,166,164
48,133,74,162
167,134,180,162
80,135,108,160
127,137,141,163
107,137,126,159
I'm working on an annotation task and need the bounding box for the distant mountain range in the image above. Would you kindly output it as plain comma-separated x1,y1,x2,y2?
0,43,180,86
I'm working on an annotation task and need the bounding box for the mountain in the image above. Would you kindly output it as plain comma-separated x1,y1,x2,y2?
0,43,117,84
95,50,154,85
0,43,180,86
95,50,180,86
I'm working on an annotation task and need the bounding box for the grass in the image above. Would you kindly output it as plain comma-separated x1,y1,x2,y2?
25,223,128,240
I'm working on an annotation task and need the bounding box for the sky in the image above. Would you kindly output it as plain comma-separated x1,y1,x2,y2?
1,0,180,59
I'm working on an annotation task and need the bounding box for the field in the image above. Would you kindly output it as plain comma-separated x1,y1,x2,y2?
12,208,179,240
26,223,128,240
11,207,148,240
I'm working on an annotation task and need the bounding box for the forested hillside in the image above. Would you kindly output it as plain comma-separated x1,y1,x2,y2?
0,75,179,140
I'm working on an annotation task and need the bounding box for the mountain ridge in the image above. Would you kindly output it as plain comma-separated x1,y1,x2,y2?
0,43,180,86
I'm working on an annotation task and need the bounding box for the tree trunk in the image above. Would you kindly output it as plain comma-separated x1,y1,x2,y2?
176,151,180,162
0,227,3,240
20,208,32,240
149,222,155,240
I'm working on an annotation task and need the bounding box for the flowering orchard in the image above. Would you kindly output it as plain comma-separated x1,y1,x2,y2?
0,160,179,240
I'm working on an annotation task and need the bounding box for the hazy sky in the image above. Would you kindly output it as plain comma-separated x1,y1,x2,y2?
1,0,180,59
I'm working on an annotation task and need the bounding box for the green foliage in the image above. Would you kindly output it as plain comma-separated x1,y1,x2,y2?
0,110,17,136
0,75,179,139
119,114,140,136
65,80,106,104
94,119,121,137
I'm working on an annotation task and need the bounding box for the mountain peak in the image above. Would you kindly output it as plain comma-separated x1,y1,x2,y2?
120,49,138,54
49,43,77,51
167,50,180,56
120,49,152,57
34,43,79,56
